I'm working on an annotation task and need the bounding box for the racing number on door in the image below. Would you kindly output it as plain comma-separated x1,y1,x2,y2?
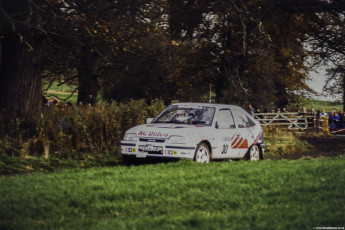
221,144,228,154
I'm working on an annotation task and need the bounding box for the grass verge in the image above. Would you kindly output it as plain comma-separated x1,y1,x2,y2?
0,153,121,175
262,127,314,159
0,156,344,230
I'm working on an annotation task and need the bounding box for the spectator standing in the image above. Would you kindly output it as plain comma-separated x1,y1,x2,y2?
331,112,340,129
341,113,345,129
339,110,344,128
329,111,334,129
48,99,53,107
256,108,264,119
321,109,328,116
247,104,255,116
87,94,95,106
335,112,341,128
42,96,48,106
52,96,60,106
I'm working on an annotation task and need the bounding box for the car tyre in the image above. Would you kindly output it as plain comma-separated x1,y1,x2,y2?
194,143,210,163
246,144,261,161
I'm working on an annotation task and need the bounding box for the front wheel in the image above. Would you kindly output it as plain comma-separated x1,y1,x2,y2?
246,145,261,161
194,143,210,163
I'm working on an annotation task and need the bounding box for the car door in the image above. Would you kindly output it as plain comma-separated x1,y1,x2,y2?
232,108,257,157
213,109,239,159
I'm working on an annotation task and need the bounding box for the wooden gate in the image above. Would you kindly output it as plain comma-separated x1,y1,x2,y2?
253,112,314,130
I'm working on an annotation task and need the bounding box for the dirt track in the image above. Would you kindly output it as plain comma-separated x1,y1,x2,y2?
298,135,345,159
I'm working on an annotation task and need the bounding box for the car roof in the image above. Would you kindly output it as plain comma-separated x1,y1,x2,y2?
171,102,243,110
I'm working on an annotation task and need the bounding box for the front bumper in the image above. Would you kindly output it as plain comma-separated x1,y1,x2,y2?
121,141,196,159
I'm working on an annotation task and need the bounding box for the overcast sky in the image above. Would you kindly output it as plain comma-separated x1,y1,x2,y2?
308,70,326,95
307,69,336,101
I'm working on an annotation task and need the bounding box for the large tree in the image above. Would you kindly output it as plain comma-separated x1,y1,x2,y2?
304,0,345,110
0,0,47,119
2,0,345,119
165,0,312,108
46,0,169,104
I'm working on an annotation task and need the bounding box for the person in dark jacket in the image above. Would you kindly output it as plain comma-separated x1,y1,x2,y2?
87,94,95,106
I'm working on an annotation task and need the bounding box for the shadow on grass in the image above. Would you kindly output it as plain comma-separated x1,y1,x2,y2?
121,155,180,166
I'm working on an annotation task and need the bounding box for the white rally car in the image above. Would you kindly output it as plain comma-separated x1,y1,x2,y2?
121,103,265,163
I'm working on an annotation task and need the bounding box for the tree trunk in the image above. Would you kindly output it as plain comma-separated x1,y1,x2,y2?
274,80,289,109
77,46,99,105
0,31,43,119
343,74,345,113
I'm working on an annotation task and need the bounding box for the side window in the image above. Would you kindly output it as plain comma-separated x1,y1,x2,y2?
216,109,236,129
234,109,256,128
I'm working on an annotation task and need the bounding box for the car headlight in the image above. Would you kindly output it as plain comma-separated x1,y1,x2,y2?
123,133,138,142
166,135,186,144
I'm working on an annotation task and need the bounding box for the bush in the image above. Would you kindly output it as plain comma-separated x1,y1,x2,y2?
263,126,313,158
0,99,166,158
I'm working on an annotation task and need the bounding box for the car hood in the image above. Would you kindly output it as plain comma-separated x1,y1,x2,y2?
126,123,209,139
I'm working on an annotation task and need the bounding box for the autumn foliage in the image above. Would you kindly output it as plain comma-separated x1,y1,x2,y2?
0,100,165,158
1,0,345,119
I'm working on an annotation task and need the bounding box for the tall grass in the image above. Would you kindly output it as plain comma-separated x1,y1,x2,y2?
263,127,314,158
0,99,165,159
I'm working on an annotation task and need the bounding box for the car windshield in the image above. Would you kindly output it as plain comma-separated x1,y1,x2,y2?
154,105,215,126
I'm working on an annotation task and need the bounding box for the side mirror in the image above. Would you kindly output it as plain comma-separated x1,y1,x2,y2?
146,118,154,124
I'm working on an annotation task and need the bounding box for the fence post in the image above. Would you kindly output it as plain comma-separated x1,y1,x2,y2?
321,115,330,134
316,110,321,132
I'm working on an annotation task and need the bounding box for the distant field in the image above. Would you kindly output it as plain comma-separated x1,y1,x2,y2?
1,156,344,230
306,99,342,112
41,81,343,110
42,81,78,103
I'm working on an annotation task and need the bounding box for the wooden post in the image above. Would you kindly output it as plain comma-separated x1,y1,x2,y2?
321,114,330,134
316,110,321,131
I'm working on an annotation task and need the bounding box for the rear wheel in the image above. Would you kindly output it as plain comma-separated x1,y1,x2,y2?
194,143,210,163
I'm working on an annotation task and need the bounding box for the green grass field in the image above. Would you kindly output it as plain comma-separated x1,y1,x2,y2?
306,99,343,112
43,81,78,103
1,156,344,230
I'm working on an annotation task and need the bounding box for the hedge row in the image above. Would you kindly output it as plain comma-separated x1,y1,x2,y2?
0,99,166,158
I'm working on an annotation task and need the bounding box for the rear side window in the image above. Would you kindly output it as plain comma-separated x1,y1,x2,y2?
216,109,236,129
233,108,256,128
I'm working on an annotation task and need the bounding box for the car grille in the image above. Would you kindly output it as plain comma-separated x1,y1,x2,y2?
139,138,166,143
